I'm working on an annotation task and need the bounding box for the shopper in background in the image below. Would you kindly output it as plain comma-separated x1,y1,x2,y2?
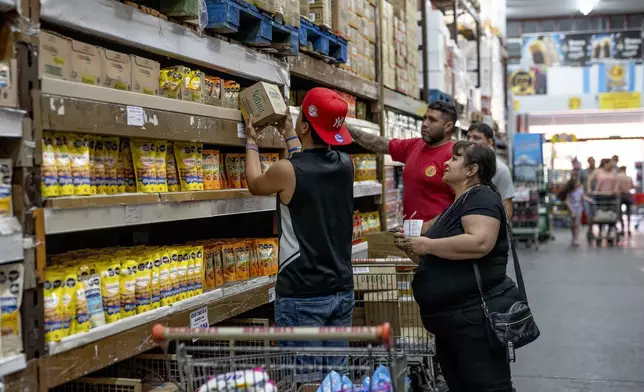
581,157,597,240
591,158,619,193
617,166,634,235
466,122,516,218
558,173,585,247
347,100,457,229
243,88,355,375
612,155,620,170
394,141,521,392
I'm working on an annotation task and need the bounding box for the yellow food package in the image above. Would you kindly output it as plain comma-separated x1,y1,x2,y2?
89,136,106,195
71,261,95,335
155,141,169,193
151,254,161,309
193,245,204,295
166,143,180,192
0,263,24,355
213,244,224,286
176,248,188,301
41,133,59,197
0,159,11,217
203,243,215,290
67,134,91,195
186,70,203,102
44,269,64,343
135,255,153,313
120,258,137,318
174,142,201,191
196,144,204,190
159,68,183,99
102,136,120,194
202,150,215,191
60,267,77,338
234,242,250,281
99,260,121,323
131,140,157,193
54,133,74,196
224,154,242,189
159,250,173,306
249,243,259,278
255,239,278,276
186,247,195,298
222,243,237,282
168,248,179,303
118,139,137,193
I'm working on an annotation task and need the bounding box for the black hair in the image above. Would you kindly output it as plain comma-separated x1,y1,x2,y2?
453,140,499,197
301,115,327,146
428,100,457,126
557,173,580,202
467,122,494,140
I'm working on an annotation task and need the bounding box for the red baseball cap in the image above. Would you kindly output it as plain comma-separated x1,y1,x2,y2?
301,88,352,146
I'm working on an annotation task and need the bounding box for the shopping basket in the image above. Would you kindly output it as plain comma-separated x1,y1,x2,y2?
152,323,407,392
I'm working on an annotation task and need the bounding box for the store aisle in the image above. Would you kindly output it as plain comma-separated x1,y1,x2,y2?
510,230,644,391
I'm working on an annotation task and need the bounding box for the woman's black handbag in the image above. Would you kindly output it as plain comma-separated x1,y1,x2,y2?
473,219,540,362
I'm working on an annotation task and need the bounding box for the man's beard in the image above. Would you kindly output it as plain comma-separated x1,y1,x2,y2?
422,130,445,145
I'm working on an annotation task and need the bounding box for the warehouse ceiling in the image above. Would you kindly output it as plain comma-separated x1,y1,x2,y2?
507,0,644,19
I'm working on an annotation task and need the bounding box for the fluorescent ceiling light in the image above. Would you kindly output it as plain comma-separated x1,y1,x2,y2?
579,0,600,15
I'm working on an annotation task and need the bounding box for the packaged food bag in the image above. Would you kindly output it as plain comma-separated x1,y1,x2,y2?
155,141,169,193
89,136,107,195
0,263,24,355
118,138,137,193
166,143,180,192
102,136,120,194
174,142,201,191
67,134,91,195
44,269,64,342
54,133,74,196
234,241,250,281
131,139,157,193
41,133,59,197
99,260,121,323
120,258,137,318
222,243,237,282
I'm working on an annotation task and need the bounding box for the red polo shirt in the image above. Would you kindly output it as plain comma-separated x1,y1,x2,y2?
389,138,455,221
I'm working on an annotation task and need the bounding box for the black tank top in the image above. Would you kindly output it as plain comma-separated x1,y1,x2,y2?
276,148,354,297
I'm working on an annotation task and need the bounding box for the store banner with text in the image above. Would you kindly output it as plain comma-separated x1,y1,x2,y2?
508,65,548,96
521,29,642,67
598,92,641,110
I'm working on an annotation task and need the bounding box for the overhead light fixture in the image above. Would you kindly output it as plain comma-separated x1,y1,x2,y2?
579,0,600,15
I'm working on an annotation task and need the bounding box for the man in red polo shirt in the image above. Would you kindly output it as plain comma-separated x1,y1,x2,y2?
348,100,456,225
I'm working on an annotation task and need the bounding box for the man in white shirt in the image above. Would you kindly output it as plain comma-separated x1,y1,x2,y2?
467,122,516,218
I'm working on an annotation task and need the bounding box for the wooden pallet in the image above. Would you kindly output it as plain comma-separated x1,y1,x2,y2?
122,1,168,20
204,0,299,56
299,18,347,64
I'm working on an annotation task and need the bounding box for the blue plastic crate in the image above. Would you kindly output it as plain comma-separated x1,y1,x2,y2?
299,18,348,63
428,89,454,105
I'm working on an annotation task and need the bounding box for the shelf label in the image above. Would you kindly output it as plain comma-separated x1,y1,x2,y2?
125,205,142,224
242,197,259,211
268,287,276,303
126,106,145,126
190,307,209,342
237,123,246,139
353,267,370,274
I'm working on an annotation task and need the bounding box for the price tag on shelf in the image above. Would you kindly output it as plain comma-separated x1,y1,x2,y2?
353,267,370,274
126,106,145,126
242,197,259,212
268,287,276,303
237,123,246,139
189,307,210,342
125,205,142,224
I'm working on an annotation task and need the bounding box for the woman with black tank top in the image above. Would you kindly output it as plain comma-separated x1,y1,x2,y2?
394,141,522,392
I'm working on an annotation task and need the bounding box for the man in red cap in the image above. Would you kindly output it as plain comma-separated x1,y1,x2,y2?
244,87,355,377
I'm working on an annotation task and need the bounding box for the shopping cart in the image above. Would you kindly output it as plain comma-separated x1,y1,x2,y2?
586,192,623,246
152,323,407,392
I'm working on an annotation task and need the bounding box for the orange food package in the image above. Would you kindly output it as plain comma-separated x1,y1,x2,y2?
224,154,242,189
221,242,236,282
239,155,247,188
234,241,251,281
203,243,216,290
255,239,278,276
219,153,228,189
202,150,215,190
249,243,259,278
213,244,224,286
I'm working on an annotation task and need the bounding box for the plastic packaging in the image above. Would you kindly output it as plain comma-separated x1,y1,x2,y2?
198,368,270,392
54,133,74,196
41,133,59,197
174,142,201,191
193,246,204,295
67,134,91,195
0,263,24,355
44,269,64,343
99,260,121,323
89,136,106,195
119,138,137,193
155,141,169,193
131,140,157,193
166,143,180,192
120,258,137,318
317,371,343,392
102,136,120,194
234,241,250,281
135,256,153,313
60,267,77,338
84,273,106,328
222,243,237,282
159,250,173,306
151,254,162,309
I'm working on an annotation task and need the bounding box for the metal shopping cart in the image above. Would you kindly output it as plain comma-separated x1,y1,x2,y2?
586,192,623,246
152,323,407,392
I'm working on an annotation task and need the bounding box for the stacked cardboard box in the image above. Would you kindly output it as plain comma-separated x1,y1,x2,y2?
425,10,452,95
328,0,375,81
384,0,419,98
382,1,395,88
253,0,300,27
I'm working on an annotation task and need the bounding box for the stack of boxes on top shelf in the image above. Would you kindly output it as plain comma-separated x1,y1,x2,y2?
383,0,419,97
304,0,377,81
425,10,452,97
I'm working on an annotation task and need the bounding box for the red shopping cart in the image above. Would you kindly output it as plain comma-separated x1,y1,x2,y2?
152,323,407,392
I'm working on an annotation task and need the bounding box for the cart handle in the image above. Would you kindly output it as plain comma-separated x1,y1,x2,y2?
152,323,393,347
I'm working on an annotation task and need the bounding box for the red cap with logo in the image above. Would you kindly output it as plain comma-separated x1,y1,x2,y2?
301,88,352,146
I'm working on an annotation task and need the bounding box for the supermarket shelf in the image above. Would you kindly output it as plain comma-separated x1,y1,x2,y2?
40,0,289,86
41,78,284,148
289,53,378,100
0,217,23,264
0,354,26,379
0,108,25,138
353,181,382,198
42,276,276,388
384,88,427,118
44,191,277,234
352,241,368,257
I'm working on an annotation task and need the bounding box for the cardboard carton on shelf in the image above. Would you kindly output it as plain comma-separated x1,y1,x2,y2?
39,31,71,80
239,81,288,128
299,0,310,19
364,289,401,333
309,3,332,29
131,55,160,96
0,58,18,108
285,0,301,27
331,0,350,38
99,48,132,91
69,40,101,86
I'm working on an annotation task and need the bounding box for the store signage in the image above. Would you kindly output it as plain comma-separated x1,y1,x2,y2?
598,92,641,110
513,133,544,166
521,29,643,67
508,66,547,96
568,97,581,110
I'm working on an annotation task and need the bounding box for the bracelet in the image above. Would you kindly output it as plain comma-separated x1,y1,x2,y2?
285,135,299,142
246,143,259,152
288,146,301,154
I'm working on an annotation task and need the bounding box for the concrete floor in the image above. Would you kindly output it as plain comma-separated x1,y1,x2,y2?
509,229,644,392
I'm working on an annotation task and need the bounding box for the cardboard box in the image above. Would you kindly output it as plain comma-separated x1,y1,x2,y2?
0,58,18,108
331,0,350,38
399,295,423,327
131,55,160,95
353,265,397,291
100,48,131,90
300,0,310,19
69,40,101,86
39,31,71,80
364,290,401,333
366,231,408,259
239,81,288,128
310,4,331,29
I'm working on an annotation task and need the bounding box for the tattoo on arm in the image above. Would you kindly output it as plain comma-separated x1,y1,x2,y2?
347,128,389,154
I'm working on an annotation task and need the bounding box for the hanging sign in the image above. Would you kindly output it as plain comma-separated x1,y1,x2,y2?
598,92,641,110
